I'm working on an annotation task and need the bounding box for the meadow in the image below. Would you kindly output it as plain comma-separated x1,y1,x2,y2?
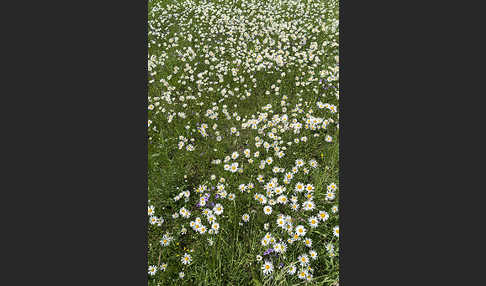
148,0,339,284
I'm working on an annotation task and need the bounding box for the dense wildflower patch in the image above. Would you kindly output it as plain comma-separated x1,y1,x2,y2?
148,0,339,284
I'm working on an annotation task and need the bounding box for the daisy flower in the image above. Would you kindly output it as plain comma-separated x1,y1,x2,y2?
318,210,329,222
274,186,284,195
295,225,307,236
160,234,171,246
295,159,304,167
288,265,297,275
298,254,310,267
230,162,239,173
326,243,334,252
274,242,287,254
199,225,207,234
263,205,272,215
148,205,155,216
256,194,267,205
179,207,191,218
239,184,247,192
277,195,288,204
244,149,251,157
211,222,220,233
149,216,158,225
213,203,224,215
327,183,337,192
217,184,225,192
309,250,318,260
291,203,299,211
261,238,270,246
295,182,305,193
148,264,159,277
305,192,314,200
302,200,315,211
199,197,207,207
181,253,192,265
298,269,308,280
242,213,250,222
331,205,339,213
305,184,314,192
262,260,274,275
285,172,294,180
304,237,313,248
202,208,212,216
308,216,319,228
257,175,265,183
326,191,336,201
160,263,167,271
333,225,339,237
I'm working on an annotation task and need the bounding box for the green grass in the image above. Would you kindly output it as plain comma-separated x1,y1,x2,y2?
148,0,339,284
